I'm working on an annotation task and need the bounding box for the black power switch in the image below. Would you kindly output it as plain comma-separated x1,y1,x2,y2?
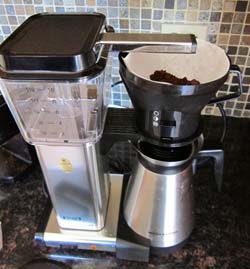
160,120,176,139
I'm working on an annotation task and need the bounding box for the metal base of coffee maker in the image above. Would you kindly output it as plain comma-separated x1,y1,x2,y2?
35,174,123,252
36,173,151,262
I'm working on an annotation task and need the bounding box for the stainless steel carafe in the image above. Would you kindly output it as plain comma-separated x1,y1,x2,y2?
124,140,200,248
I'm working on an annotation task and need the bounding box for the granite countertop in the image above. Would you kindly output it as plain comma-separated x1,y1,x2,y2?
0,115,250,269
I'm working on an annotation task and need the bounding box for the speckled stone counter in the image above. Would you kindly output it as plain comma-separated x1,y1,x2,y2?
0,115,250,269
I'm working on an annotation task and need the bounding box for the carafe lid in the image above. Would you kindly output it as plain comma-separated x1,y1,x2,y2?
0,13,110,80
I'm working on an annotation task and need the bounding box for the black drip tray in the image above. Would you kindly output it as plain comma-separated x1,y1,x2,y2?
103,108,138,137
101,108,140,155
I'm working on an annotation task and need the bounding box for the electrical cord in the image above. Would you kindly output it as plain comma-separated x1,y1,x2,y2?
111,80,123,88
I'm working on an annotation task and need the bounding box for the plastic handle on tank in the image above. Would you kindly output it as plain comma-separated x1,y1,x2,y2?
208,64,243,104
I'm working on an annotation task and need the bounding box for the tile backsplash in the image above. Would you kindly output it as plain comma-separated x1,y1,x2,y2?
0,0,250,118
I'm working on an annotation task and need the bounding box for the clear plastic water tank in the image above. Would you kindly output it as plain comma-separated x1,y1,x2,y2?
0,13,112,145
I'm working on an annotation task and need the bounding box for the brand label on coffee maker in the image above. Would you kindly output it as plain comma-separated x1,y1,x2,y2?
59,158,73,173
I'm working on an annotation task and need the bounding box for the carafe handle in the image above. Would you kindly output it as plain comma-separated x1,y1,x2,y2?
193,146,224,191
208,64,242,104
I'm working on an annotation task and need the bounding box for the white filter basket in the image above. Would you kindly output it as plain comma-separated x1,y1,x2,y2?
123,39,230,84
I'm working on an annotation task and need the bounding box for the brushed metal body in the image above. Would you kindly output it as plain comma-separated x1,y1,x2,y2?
124,153,194,248
35,174,123,252
35,143,109,231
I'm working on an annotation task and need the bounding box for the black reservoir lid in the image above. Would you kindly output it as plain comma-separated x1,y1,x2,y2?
0,13,109,80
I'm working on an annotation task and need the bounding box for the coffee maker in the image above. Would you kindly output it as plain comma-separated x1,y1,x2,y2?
0,13,242,261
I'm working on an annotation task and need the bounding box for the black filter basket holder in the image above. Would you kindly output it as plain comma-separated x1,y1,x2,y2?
119,52,242,142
